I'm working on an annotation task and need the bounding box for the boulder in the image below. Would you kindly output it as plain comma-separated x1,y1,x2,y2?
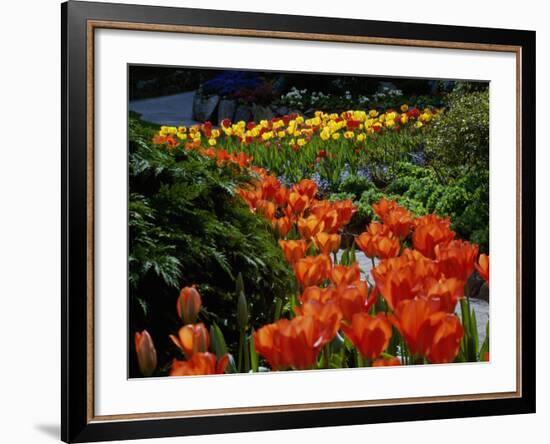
217,99,236,124
252,104,274,122
234,104,252,123
193,93,219,122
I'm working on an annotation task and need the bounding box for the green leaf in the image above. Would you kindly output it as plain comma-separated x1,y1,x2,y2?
210,323,228,359
249,331,259,372
273,297,283,321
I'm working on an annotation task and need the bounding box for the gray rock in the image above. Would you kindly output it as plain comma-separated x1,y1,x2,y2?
234,104,252,123
466,273,489,302
193,93,219,122
274,106,289,116
252,104,274,122
217,99,236,124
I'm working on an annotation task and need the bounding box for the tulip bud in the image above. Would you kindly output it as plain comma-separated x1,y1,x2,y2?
177,286,202,325
236,273,248,330
134,330,157,377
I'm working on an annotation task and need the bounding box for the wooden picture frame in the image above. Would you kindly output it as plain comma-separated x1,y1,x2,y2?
62,1,536,442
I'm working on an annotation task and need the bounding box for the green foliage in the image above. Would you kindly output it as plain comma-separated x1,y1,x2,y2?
332,161,488,253
338,175,375,199
128,117,296,376
425,89,489,176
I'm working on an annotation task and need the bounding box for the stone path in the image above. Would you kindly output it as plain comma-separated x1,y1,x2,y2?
129,91,199,127
337,250,489,345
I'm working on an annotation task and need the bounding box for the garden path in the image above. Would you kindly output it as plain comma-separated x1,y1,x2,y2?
129,91,199,126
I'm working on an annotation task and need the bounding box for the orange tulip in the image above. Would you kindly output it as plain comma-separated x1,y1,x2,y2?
238,187,263,209
412,214,455,259
372,198,398,220
170,323,209,356
300,285,337,305
341,312,393,359
476,254,490,285
330,262,361,285
287,191,309,216
313,232,341,255
297,215,325,240
254,316,329,370
424,277,465,312
383,206,414,238
273,216,292,238
356,232,400,259
365,221,393,237
134,330,157,377
260,175,281,201
294,299,342,341
435,240,479,281
292,178,318,199
355,231,377,257
335,280,376,322
373,357,402,367
169,352,229,376
372,250,441,310
388,298,439,357
293,254,332,287
372,264,421,311
176,286,202,324
256,199,276,220
274,186,289,207
421,312,464,364
308,201,340,233
279,239,309,264
333,199,357,228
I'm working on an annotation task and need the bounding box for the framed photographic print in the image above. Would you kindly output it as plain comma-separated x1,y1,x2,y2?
61,0,536,442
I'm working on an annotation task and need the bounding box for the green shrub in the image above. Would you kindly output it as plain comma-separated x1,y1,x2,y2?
338,175,375,199
425,89,489,177
128,117,296,376
333,162,488,253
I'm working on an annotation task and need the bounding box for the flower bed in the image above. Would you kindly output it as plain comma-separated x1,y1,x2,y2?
131,107,490,377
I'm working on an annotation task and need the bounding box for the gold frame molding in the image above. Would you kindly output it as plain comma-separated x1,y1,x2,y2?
85,20,523,424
